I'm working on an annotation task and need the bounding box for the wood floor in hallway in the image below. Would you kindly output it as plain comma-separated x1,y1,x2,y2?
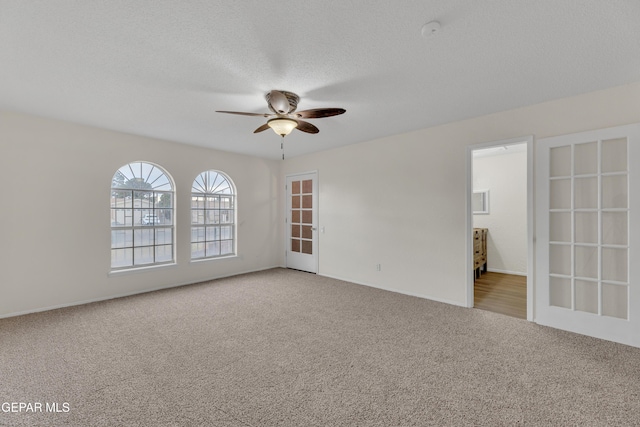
474,271,527,319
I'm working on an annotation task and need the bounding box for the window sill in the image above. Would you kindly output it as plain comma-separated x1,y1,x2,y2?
108,262,177,277
190,254,237,264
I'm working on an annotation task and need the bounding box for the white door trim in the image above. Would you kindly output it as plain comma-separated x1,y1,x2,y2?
466,135,535,321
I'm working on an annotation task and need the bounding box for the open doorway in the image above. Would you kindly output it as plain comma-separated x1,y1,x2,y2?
467,137,534,320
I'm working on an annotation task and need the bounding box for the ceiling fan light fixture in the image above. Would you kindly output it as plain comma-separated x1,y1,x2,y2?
267,118,298,137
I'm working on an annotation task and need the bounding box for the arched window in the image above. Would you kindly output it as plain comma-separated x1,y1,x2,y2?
110,162,174,269
191,170,236,260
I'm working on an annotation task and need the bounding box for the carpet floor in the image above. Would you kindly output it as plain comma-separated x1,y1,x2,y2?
1,268,639,426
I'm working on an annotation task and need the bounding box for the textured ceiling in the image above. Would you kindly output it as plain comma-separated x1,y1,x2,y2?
1,1,639,159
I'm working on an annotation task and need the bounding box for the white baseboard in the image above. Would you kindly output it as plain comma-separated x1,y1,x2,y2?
318,272,467,308
0,265,281,319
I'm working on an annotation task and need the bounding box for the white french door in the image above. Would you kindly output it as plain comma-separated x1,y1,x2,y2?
286,172,318,273
535,123,640,347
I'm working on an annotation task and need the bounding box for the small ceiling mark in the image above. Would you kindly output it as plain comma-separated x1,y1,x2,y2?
421,21,441,38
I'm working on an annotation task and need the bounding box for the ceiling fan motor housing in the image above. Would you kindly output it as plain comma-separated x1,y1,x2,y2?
266,90,299,114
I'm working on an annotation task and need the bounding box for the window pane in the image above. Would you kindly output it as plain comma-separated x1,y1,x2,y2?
155,245,172,263
602,247,627,282
302,210,312,224
206,241,221,257
221,240,233,255
191,227,205,243
134,229,154,247
134,247,154,265
575,212,598,244
574,177,597,209
224,210,235,223
575,280,598,314
155,228,172,245
602,284,628,319
549,276,571,308
549,212,570,242
575,245,598,279
292,180,301,194
574,142,597,175
550,179,571,209
192,196,204,209
111,230,132,249
191,242,205,259
602,175,627,209
192,210,205,225
302,179,312,194
602,212,627,246
111,248,133,268
206,226,220,241
550,146,571,177
221,226,232,240
550,244,571,275
601,138,627,173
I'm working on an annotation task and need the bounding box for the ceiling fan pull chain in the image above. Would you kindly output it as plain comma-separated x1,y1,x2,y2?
281,138,285,160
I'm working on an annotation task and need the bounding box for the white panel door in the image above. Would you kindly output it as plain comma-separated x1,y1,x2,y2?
535,123,640,347
286,172,318,273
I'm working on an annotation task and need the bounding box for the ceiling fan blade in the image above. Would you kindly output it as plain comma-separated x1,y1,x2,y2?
216,110,270,117
253,123,270,133
294,108,346,119
268,90,291,114
295,120,319,134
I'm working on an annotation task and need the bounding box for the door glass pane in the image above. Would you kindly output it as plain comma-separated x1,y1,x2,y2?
602,284,628,319
550,146,571,177
574,177,597,209
602,212,627,245
601,138,627,173
292,195,301,209
550,212,571,242
602,247,627,282
602,175,627,209
575,280,598,314
302,179,312,194
302,210,312,224
301,240,312,254
574,142,597,175
550,179,571,209
575,212,598,244
292,180,301,194
550,244,571,275
291,239,300,252
292,210,300,223
302,195,312,209
291,225,300,238
575,245,598,279
550,276,571,308
301,225,312,239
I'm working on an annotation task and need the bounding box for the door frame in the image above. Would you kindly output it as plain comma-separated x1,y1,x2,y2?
285,170,319,273
466,135,535,321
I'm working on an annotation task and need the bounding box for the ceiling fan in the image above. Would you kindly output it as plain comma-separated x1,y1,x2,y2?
216,90,346,138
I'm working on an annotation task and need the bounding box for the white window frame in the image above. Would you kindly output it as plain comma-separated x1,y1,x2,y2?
110,161,175,270
190,170,236,261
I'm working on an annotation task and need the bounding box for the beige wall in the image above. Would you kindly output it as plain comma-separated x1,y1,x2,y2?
2,81,639,317
0,110,283,317
473,148,528,275
282,82,640,306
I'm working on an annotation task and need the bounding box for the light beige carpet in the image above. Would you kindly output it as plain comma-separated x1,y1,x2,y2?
1,268,639,426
